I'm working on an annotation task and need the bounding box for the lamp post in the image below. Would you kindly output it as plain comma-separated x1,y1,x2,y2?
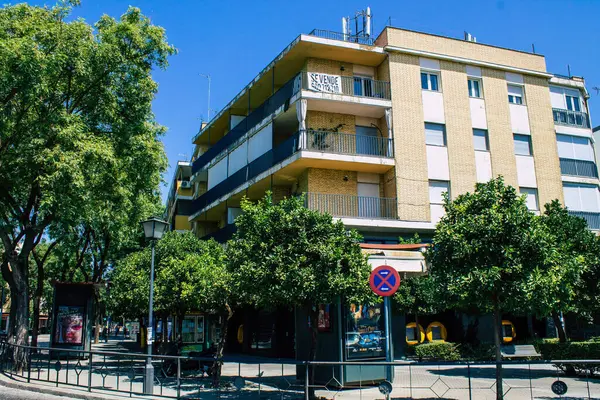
141,217,169,395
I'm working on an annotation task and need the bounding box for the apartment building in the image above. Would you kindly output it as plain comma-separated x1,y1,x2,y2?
165,161,194,232
167,21,599,353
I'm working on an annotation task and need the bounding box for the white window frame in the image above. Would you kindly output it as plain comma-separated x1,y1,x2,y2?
514,134,533,156
563,183,600,213
520,187,539,211
473,129,489,151
565,95,581,112
556,133,595,161
468,78,483,98
429,180,450,205
508,84,524,105
421,71,440,92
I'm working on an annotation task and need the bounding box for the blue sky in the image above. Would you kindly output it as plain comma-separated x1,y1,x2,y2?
27,0,600,202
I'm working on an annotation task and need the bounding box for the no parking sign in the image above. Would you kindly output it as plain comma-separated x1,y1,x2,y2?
369,265,401,296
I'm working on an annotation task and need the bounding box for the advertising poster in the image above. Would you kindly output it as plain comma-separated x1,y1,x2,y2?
345,303,385,360
54,306,84,345
317,304,331,332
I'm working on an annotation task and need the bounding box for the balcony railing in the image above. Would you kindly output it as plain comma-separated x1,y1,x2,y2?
553,108,590,129
303,130,393,158
560,158,599,178
308,29,376,46
300,71,391,100
192,74,299,174
568,210,600,230
191,133,300,214
305,193,397,220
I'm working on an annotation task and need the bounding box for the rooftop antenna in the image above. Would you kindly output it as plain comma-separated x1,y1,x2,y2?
199,73,211,121
343,7,373,42
531,43,536,54
567,64,571,77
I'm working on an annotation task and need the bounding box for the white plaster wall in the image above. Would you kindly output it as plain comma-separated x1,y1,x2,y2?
470,98,487,129
426,146,450,180
430,204,445,224
510,104,531,134
475,151,493,183
422,91,445,123
420,58,440,70
516,155,537,187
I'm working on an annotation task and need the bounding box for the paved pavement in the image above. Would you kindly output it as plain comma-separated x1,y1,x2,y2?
0,384,73,399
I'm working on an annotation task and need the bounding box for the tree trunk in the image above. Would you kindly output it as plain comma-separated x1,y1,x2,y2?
307,305,319,400
31,295,41,349
415,313,421,343
211,304,233,388
10,258,30,373
552,312,567,343
493,298,503,400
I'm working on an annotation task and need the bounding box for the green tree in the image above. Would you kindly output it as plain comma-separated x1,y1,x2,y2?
530,200,599,342
427,177,544,400
394,274,440,343
0,1,173,364
228,194,374,396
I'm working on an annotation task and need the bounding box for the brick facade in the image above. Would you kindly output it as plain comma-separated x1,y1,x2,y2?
441,60,477,197
524,75,565,206
482,68,519,188
388,53,430,221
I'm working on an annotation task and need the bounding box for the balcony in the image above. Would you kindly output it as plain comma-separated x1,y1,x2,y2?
553,108,590,129
305,193,398,220
303,130,393,158
300,71,391,100
308,29,376,46
202,224,237,243
560,158,599,179
568,211,600,230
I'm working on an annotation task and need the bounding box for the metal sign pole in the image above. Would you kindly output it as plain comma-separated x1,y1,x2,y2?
384,296,393,382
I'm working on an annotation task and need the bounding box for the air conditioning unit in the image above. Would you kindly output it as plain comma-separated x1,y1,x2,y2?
180,181,191,189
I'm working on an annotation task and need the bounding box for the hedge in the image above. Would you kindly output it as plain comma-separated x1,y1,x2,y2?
414,342,460,362
536,341,600,376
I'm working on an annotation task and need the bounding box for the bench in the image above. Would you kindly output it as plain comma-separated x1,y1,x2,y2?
501,344,541,359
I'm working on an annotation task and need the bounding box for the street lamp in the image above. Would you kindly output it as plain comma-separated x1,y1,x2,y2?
141,217,169,395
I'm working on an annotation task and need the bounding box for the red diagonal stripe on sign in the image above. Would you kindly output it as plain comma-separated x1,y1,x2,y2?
376,271,393,290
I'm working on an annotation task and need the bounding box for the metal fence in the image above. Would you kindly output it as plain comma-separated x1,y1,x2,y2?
303,130,393,158
305,193,398,220
2,342,600,399
308,29,376,46
560,158,599,178
553,108,591,129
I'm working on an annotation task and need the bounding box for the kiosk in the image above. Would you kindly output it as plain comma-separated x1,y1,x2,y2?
50,283,95,358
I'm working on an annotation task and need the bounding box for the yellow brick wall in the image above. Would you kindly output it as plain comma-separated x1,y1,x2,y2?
305,58,353,76
195,221,219,238
388,53,430,221
174,215,192,231
271,185,292,203
306,111,356,133
524,75,564,206
297,169,309,194
383,168,396,199
441,61,477,197
307,168,358,195
383,28,547,73
482,68,519,188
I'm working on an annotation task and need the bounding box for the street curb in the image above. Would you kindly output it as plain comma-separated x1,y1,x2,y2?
0,372,154,400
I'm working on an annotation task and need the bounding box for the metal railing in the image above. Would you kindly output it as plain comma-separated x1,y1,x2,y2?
568,210,600,230
560,158,599,178
305,193,398,220
303,130,393,158
3,342,600,399
308,29,376,46
301,71,391,100
553,108,591,129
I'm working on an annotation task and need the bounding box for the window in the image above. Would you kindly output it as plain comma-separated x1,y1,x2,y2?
508,84,524,105
556,134,594,161
520,187,539,211
429,181,449,205
514,134,532,156
468,78,482,98
425,123,446,146
473,129,489,151
421,72,439,91
563,183,600,212
566,95,581,112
